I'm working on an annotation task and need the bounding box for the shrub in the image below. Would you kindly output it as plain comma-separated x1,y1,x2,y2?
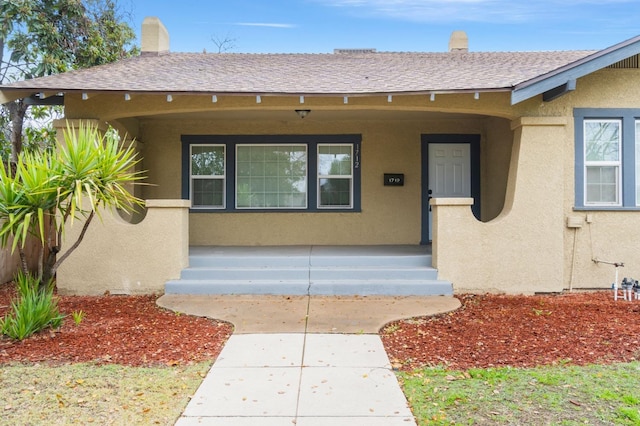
0,271,64,340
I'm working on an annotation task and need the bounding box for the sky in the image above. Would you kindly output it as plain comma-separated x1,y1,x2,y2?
127,0,639,54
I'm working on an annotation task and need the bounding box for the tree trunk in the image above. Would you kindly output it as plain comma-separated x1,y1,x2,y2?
7,100,28,164
41,246,59,288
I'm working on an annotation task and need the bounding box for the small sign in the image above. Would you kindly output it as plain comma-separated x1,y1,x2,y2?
384,173,404,186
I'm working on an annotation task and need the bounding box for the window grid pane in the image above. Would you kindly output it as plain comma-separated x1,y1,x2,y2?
584,120,621,205
318,144,353,208
585,120,620,162
191,145,225,208
236,145,307,209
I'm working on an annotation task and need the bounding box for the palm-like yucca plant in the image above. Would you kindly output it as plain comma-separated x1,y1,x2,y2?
0,122,145,288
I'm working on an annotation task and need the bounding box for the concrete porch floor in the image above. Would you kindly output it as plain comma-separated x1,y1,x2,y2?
157,294,460,334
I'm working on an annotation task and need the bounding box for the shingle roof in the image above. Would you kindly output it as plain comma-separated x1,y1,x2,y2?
0,50,596,96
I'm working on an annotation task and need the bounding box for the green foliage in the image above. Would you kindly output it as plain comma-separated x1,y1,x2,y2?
0,122,145,285
399,362,640,425
0,271,64,340
71,310,86,325
0,0,138,162
1,0,137,79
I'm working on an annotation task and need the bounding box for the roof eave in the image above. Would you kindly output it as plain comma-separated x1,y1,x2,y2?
511,35,640,105
2,87,512,102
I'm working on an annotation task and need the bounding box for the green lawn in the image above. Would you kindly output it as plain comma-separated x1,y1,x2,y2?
398,362,640,425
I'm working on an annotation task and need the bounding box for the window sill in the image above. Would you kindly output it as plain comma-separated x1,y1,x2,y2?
573,206,640,211
189,209,361,213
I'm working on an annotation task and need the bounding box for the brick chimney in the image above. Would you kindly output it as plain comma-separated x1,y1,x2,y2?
141,17,169,55
448,31,468,52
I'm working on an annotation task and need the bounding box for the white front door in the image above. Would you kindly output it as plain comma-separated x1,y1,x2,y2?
428,143,471,241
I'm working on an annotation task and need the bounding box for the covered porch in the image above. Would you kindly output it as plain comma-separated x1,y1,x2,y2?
52,115,569,296
55,199,457,296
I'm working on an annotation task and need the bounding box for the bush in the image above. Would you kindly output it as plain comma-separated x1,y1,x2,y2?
0,272,64,340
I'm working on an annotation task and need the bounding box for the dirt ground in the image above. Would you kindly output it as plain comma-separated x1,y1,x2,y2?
381,291,640,371
0,284,233,366
1,283,639,370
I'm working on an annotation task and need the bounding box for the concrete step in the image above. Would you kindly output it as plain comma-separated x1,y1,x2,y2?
188,246,432,268
165,279,452,296
180,267,310,281
310,266,438,281
310,279,453,296
165,279,310,295
165,245,451,296
180,266,438,281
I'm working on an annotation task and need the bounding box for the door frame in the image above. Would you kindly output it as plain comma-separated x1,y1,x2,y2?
421,134,481,244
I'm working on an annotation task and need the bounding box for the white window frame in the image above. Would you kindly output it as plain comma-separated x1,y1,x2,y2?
317,144,354,209
235,144,308,210
583,119,622,206
190,144,226,209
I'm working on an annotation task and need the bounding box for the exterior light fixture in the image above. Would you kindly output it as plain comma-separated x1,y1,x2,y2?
295,109,311,119
124,93,131,101
212,95,218,103
82,93,89,100
474,92,480,100
166,94,173,102
430,93,436,102
300,96,305,104
387,95,393,103
256,95,262,104
343,96,349,104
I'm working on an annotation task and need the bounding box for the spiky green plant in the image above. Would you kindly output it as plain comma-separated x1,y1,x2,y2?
0,271,64,340
71,310,85,325
0,122,145,287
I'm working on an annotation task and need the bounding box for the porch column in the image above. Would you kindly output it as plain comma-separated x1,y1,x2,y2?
433,117,568,294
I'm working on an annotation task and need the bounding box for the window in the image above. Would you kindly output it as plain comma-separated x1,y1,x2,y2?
583,120,621,205
318,144,353,208
182,135,361,212
236,145,307,209
574,109,640,209
190,145,225,208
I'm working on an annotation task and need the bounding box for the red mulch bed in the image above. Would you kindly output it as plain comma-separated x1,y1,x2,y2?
0,282,233,366
1,282,639,371
381,292,640,371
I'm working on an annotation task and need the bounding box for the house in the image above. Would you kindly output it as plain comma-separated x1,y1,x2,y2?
2,17,640,296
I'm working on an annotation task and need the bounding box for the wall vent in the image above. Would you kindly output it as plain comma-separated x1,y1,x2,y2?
334,48,377,54
608,54,639,68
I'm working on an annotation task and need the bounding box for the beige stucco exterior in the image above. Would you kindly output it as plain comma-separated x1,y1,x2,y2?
37,65,640,295
56,199,189,295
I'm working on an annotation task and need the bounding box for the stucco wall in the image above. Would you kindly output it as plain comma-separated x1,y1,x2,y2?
432,68,640,293
558,70,640,290
56,200,190,295
137,115,512,246
433,117,567,294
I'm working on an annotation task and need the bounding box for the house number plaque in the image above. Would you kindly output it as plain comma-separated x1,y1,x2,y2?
384,173,404,186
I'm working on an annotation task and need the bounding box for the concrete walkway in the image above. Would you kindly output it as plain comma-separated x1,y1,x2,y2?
158,295,461,425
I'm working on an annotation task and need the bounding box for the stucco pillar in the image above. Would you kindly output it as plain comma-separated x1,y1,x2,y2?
433,117,568,293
